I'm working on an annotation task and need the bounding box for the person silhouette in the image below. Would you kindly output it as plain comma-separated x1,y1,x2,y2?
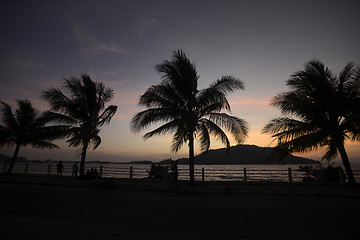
93,168,98,178
72,163,79,178
56,161,64,177
171,160,179,186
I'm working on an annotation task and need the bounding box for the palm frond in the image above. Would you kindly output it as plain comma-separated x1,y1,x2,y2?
171,126,187,152
208,75,244,93
197,76,244,113
268,131,328,161
64,76,86,100
29,140,60,149
41,87,76,114
156,49,198,102
197,90,231,113
130,108,182,133
322,138,339,161
139,83,186,109
99,105,117,126
199,102,226,116
262,117,312,137
196,121,211,152
39,111,78,125
208,113,248,143
100,86,115,104
67,134,83,148
198,118,230,151
281,131,329,153
143,119,183,140
271,92,318,119
0,101,18,133
338,62,355,88
346,119,360,142
15,100,38,131
91,135,101,150
36,125,72,140
0,125,14,146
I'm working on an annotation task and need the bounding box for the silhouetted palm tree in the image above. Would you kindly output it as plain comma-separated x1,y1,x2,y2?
0,99,68,175
263,60,360,185
42,75,117,177
131,50,248,185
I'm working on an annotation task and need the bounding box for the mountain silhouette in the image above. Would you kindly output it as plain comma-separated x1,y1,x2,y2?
175,144,320,165
0,154,27,162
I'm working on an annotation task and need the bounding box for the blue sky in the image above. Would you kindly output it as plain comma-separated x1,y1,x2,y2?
1,0,360,163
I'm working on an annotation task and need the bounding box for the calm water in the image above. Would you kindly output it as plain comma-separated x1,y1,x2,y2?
4,161,360,183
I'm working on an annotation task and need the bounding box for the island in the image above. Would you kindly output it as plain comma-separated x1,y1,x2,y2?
172,144,320,165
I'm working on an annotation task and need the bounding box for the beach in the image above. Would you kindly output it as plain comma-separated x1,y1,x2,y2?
1,175,360,240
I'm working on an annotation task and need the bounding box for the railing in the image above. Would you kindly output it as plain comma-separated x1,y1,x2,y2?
2,161,360,183
187,168,316,182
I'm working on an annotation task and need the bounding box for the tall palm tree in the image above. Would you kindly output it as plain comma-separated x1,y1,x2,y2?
0,99,68,175
41,74,117,177
263,60,360,185
131,50,248,185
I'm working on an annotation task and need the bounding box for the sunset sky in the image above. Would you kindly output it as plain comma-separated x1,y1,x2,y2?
1,0,360,163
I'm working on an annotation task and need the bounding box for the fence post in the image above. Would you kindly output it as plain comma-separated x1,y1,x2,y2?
99,165,103,177
202,168,205,182
24,163,29,174
243,168,247,182
3,162,8,173
130,166,133,179
47,164,52,175
288,168,292,183
338,167,345,184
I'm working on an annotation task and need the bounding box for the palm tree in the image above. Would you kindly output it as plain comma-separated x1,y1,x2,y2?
41,74,117,178
0,99,68,175
131,50,248,185
263,60,360,185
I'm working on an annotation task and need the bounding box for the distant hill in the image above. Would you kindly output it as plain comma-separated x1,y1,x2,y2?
0,154,27,162
175,144,320,165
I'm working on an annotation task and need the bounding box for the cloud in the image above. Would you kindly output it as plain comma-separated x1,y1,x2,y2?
0,83,43,104
90,42,130,54
230,100,269,106
9,58,44,69
229,98,270,107
136,17,158,37
71,22,95,45
70,22,130,54
6,49,44,70
112,114,130,122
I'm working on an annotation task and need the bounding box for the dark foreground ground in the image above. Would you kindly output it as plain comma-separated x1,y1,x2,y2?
1,175,360,240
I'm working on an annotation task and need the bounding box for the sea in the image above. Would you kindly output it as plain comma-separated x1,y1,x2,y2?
4,161,360,183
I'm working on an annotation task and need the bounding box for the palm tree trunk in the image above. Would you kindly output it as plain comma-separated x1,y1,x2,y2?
6,144,21,175
79,142,88,178
188,133,195,186
337,143,357,186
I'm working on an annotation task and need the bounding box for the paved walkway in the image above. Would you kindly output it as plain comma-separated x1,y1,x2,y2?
1,177,360,240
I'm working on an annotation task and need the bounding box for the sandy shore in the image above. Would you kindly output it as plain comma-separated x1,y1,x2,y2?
1,174,360,240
